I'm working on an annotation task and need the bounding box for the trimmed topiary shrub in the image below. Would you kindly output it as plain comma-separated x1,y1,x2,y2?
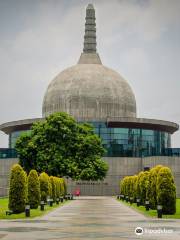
119,164,177,213
54,177,60,199
60,178,66,196
8,164,27,213
136,171,144,203
157,167,176,214
120,176,128,196
139,171,149,204
39,172,50,202
129,176,135,198
48,176,52,199
127,176,132,197
146,168,153,207
49,176,56,202
120,176,136,199
120,178,124,195
64,178,67,195
27,169,40,209
123,176,129,196
148,165,163,209
59,178,67,197
132,175,138,202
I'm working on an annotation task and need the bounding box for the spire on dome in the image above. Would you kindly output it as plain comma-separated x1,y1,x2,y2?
78,4,101,64
83,4,96,53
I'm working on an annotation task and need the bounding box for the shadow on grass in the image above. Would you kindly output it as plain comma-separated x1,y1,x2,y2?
117,198,180,219
0,198,71,220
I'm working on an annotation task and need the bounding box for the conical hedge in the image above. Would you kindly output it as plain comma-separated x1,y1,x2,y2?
8,164,27,213
39,172,50,202
27,169,40,209
139,171,149,204
148,165,163,209
157,167,176,214
49,176,56,202
59,178,65,196
54,177,60,199
120,164,177,215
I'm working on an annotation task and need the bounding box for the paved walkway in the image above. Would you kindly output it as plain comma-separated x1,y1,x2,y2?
0,197,180,240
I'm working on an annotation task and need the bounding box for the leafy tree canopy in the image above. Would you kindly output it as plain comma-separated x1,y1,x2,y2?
16,112,108,180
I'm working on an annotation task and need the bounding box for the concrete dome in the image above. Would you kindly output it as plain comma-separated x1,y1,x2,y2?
42,4,136,121
42,55,136,120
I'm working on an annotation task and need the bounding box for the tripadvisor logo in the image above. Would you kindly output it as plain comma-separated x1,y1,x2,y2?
135,227,143,235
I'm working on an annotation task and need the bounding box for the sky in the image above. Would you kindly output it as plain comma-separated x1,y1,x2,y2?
0,0,180,147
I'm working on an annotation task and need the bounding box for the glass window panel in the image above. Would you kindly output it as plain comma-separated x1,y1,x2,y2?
8,121,173,158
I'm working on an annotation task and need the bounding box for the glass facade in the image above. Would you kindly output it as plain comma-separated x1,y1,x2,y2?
5,122,179,158
9,130,31,148
91,122,171,157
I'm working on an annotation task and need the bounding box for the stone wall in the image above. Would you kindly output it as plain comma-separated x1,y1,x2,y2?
68,156,180,197
67,157,142,196
0,156,180,197
0,158,18,197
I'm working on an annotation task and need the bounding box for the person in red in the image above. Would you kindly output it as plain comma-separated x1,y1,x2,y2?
74,189,80,196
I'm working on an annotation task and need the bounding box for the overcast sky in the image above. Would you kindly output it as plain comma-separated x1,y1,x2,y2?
0,0,180,147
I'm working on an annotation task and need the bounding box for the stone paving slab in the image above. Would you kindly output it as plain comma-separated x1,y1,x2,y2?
0,196,180,239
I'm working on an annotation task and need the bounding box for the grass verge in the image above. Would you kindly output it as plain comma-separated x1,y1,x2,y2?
117,198,180,219
0,198,70,220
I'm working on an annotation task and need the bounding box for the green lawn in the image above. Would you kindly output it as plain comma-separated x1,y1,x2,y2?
0,198,70,219
118,198,180,219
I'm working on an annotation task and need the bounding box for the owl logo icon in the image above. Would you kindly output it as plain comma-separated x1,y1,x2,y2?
135,227,144,235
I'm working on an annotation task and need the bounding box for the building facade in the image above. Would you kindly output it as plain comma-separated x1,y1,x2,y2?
0,4,180,196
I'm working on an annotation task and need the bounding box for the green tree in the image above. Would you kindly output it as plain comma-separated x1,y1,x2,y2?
13,133,35,173
8,164,27,213
39,172,50,202
27,169,40,209
157,167,176,214
16,112,108,180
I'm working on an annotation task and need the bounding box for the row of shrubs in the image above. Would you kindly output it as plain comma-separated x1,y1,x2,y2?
120,165,176,214
8,164,67,213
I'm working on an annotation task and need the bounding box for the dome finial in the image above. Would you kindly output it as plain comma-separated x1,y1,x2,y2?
83,3,96,53
78,4,102,64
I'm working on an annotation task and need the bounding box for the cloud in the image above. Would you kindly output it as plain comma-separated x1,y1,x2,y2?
94,0,180,44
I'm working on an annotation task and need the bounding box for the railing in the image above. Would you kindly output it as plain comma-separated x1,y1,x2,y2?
103,146,180,158
0,148,18,159
162,148,180,157
0,147,180,159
